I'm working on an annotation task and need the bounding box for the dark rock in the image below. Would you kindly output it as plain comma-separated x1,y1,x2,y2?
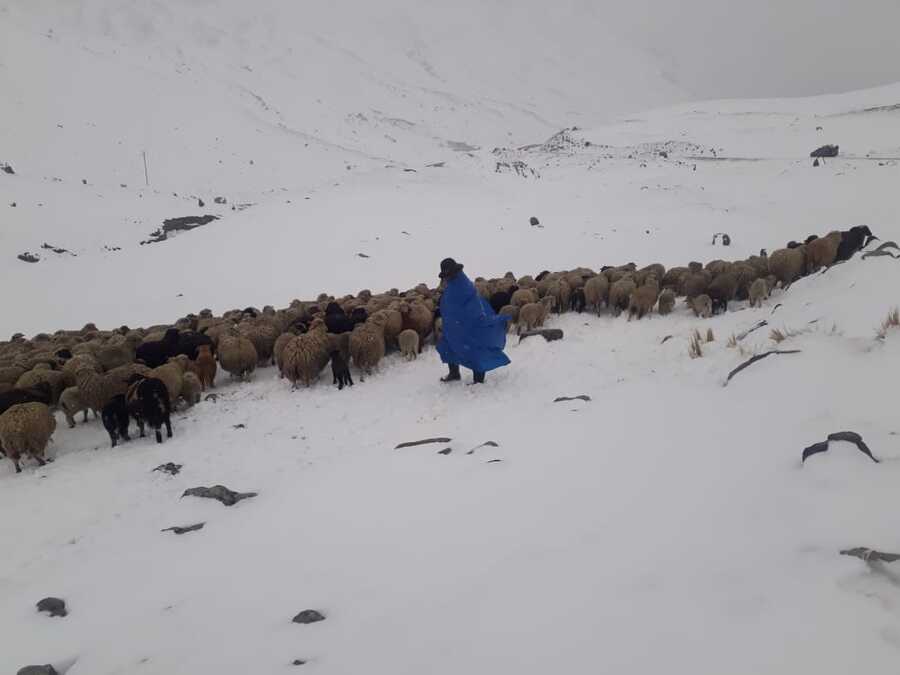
553,395,591,403
357,252,370,258
140,215,219,245
529,216,540,226
658,150,668,158
292,609,326,624
153,462,182,475
292,660,307,666
161,522,205,535
486,459,503,464
518,328,564,342
232,423,246,429
802,431,879,464
214,196,227,204
437,448,452,455
10,202,16,207
813,157,820,167
204,393,218,403
810,144,839,158
395,437,452,449
466,441,499,455
17,666,58,675
182,485,258,506
36,597,67,617
198,198,205,207
18,252,40,263
1,163,14,174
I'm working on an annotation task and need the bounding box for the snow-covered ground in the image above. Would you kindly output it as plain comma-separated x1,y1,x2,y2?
3,1,900,673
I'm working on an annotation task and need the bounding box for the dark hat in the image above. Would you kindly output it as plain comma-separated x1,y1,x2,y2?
439,257,464,279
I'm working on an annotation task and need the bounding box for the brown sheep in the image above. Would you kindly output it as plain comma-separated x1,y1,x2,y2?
398,329,420,361
805,231,842,273
273,333,294,379
181,372,202,407
731,262,759,301
349,316,387,380
151,355,188,406
217,335,258,380
608,276,637,317
75,366,127,415
399,301,433,343
657,289,676,315
0,402,56,473
518,296,555,333
374,307,403,349
59,386,93,428
681,271,711,299
661,266,689,292
689,294,712,318
15,369,67,405
635,264,665,287
583,275,609,315
707,273,738,314
748,277,769,308
628,278,660,320
282,321,330,388
238,320,280,365
769,246,807,289
511,288,539,308
191,344,217,389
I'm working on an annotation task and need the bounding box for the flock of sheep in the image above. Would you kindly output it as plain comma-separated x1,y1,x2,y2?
0,224,875,474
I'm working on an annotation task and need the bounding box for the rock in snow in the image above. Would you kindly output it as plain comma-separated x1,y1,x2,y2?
35,597,67,617
292,609,326,624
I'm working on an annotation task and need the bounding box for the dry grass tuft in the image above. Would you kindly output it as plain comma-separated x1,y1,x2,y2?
705,327,715,343
876,308,900,340
726,334,738,348
689,330,704,359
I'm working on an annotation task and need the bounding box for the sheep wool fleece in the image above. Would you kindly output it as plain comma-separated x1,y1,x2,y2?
437,272,511,373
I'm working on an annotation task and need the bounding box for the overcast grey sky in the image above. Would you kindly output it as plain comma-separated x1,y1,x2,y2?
609,0,900,99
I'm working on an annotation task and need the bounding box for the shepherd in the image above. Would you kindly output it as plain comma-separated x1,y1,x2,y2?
436,258,511,384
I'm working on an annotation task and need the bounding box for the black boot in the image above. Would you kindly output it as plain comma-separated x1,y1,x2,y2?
441,363,461,382
472,371,485,384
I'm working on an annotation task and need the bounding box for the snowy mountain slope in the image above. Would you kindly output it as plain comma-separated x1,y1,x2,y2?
2,249,900,674
2,79,899,336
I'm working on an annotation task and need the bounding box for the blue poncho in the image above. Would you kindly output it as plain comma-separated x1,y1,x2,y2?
437,272,511,373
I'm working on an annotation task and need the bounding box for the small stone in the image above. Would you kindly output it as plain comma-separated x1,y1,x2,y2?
292,609,326,624
36,597,67,617
182,485,257,506
529,216,539,226
437,448,452,455
292,659,307,666
161,522,205,535
153,462,182,475
1,163,14,174
214,196,227,204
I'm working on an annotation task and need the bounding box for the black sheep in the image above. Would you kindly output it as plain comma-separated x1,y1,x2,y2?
176,330,215,359
325,312,355,335
330,351,353,390
489,286,517,314
0,382,52,416
101,394,131,448
135,328,180,368
324,302,344,316
835,225,876,262
350,307,368,324
125,375,172,444
535,270,551,282
570,287,586,313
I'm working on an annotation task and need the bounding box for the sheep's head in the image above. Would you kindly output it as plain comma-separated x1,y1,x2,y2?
169,354,189,371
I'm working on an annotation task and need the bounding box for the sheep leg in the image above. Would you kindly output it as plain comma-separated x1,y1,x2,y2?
13,458,21,473
165,416,173,438
35,456,47,467
136,418,146,438
66,413,76,429
155,428,163,444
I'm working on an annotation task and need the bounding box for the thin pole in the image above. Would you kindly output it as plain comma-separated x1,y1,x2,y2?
142,151,150,186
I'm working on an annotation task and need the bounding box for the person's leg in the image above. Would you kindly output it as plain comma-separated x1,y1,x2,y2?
441,363,461,382
472,371,485,384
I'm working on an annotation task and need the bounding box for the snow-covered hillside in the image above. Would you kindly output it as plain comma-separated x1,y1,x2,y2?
4,2,900,673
